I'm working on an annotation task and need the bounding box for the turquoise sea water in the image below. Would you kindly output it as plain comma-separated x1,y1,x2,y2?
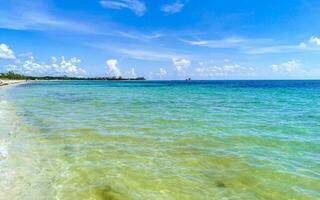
0,80,319,200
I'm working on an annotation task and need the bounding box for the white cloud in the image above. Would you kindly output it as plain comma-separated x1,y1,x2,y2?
245,43,307,54
129,67,136,78
196,61,254,77
270,60,301,73
108,47,185,61
182,36,320,54
89,43,190,61
106,59,121,77
159,68,167,78
117,31,164,41
7,56,86,76
118,49,175,60
271,64,279,72
0,1,97,34
182,37,245,48
161,1,184,14
245,36,320,54
196,66,228,77
100,0,146,16
223,64,241,72
309,36,320,46
172,58,191,71
282,60,300,72
0,43,15,59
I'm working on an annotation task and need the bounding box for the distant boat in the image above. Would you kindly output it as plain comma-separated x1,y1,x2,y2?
186,78,191,81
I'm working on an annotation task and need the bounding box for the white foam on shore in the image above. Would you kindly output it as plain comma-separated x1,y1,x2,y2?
0,91,18,198
0,99,15,134
0,98,11,136
0,89,55,199
0,142,8,159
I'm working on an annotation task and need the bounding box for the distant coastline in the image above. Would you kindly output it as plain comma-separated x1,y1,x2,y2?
0,71,146,81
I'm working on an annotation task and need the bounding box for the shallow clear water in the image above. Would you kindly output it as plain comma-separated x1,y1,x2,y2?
0,80,319,200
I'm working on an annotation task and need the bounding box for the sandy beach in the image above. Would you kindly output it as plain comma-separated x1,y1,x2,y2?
0,79,27,87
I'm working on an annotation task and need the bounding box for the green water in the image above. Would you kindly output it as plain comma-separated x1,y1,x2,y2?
0,81,319,200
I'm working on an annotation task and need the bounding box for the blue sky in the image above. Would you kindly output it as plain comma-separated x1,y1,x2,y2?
0,0,320,79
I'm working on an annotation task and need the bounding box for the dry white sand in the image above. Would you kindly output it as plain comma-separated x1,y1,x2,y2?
0,79,27,87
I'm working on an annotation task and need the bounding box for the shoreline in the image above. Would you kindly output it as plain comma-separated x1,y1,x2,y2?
0,79,28,87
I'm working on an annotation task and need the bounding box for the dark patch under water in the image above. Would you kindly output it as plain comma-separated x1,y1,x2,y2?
93,185,123,200
215,181,226,188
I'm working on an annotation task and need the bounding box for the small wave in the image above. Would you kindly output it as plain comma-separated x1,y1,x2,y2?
0,142,8,159
0,98,14,160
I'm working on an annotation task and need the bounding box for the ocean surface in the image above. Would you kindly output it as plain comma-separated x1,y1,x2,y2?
0,80,319,200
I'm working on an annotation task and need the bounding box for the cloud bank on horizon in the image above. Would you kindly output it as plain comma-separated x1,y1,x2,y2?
0,0,320,79
5,53,86,76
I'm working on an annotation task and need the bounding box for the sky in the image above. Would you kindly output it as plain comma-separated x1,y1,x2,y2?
0,0,320,80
